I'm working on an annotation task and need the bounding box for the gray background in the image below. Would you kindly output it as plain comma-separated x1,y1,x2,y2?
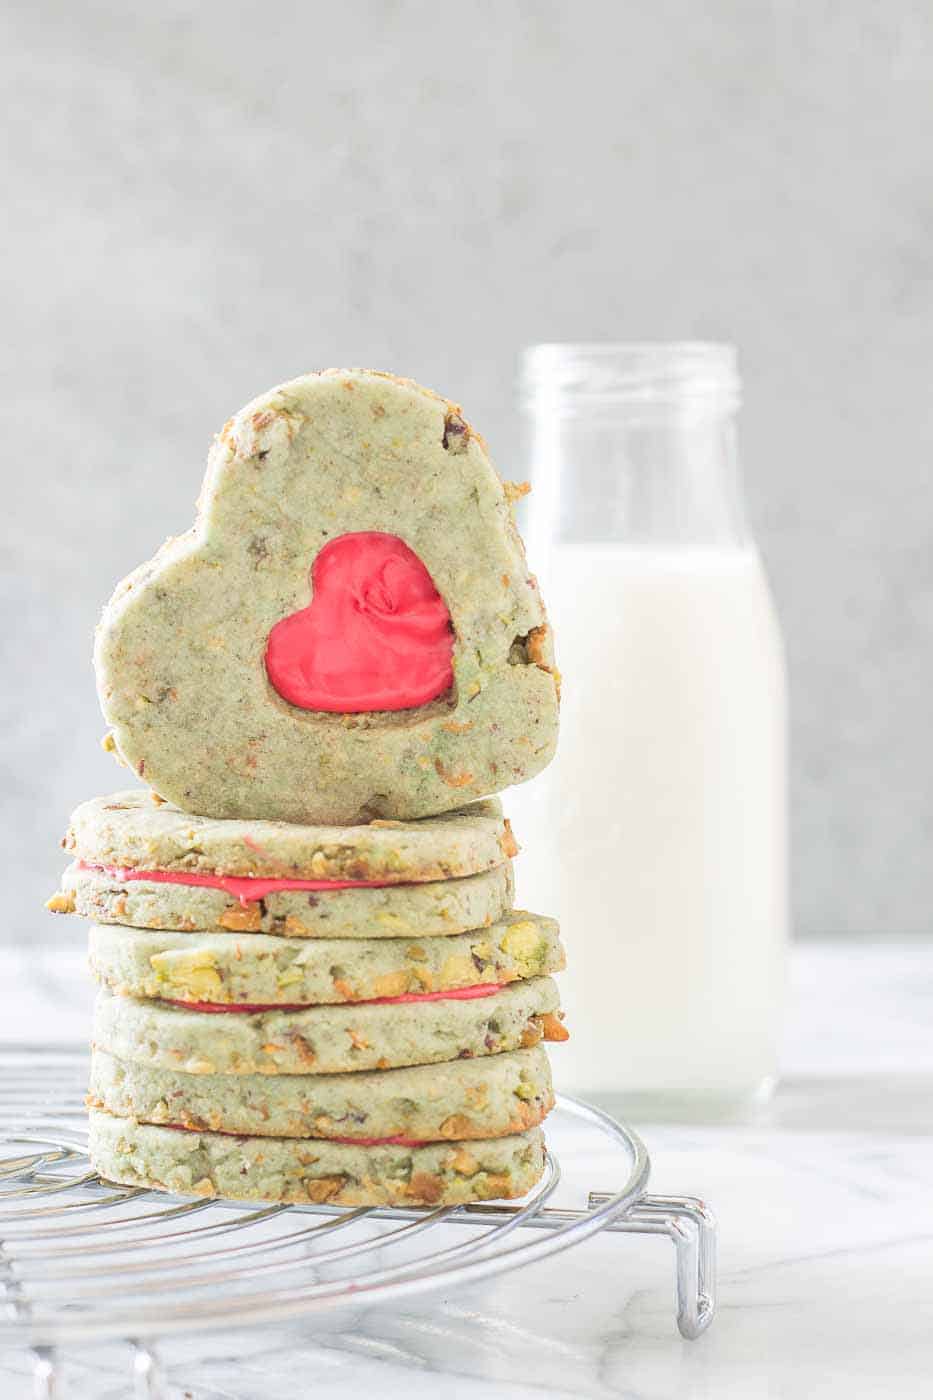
3,0,931,939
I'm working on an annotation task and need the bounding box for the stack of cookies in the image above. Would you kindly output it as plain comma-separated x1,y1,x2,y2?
48,368,564,1208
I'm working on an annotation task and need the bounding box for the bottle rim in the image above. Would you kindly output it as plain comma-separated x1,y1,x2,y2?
519,341,741,411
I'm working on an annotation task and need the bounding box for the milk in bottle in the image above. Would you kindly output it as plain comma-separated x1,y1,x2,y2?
513,343,788,1120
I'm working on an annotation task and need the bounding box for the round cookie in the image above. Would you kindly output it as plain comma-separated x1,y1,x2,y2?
88,913,564,1006
88,1109,546,1205
92,977,565,1076
94,369,559,825
53,860,514,939
88,1045,554,1141
59,790,516,882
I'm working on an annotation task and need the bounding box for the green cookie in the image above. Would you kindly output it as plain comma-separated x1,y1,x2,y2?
88,1108,546,1205
88,912,565,1005
60,789,515,881
88,1044,554,1141
58,860,514,939
92,976,564,1075
94,369,559,824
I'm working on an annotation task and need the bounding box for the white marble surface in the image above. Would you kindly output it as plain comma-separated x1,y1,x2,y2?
0,940,930,1398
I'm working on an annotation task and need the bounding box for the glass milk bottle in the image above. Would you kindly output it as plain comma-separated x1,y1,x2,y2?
513,343,788,1121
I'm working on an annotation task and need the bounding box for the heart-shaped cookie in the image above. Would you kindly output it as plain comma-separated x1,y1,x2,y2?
95,369,559,823
265,531,454,712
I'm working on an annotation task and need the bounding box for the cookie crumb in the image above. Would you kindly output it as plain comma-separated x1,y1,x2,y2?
442,411,470,453
45,891,75,915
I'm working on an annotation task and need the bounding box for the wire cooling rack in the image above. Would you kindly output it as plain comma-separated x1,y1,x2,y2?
0,1047,715,1397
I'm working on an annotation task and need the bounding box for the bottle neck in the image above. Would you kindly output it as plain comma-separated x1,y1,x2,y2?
520,343,751,557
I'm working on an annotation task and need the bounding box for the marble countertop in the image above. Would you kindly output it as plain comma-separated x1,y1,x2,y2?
0,939,930,1399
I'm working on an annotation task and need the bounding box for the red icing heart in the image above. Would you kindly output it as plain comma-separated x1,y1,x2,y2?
264,532,454,713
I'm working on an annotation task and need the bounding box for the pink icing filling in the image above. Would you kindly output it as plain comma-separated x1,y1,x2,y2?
162,983,503,1013
264,531,454,713
79,862,398,906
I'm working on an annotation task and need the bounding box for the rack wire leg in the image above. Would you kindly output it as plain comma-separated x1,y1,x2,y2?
31,1348,57,1400
132,1341,164,1400
591,1192,717,1339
